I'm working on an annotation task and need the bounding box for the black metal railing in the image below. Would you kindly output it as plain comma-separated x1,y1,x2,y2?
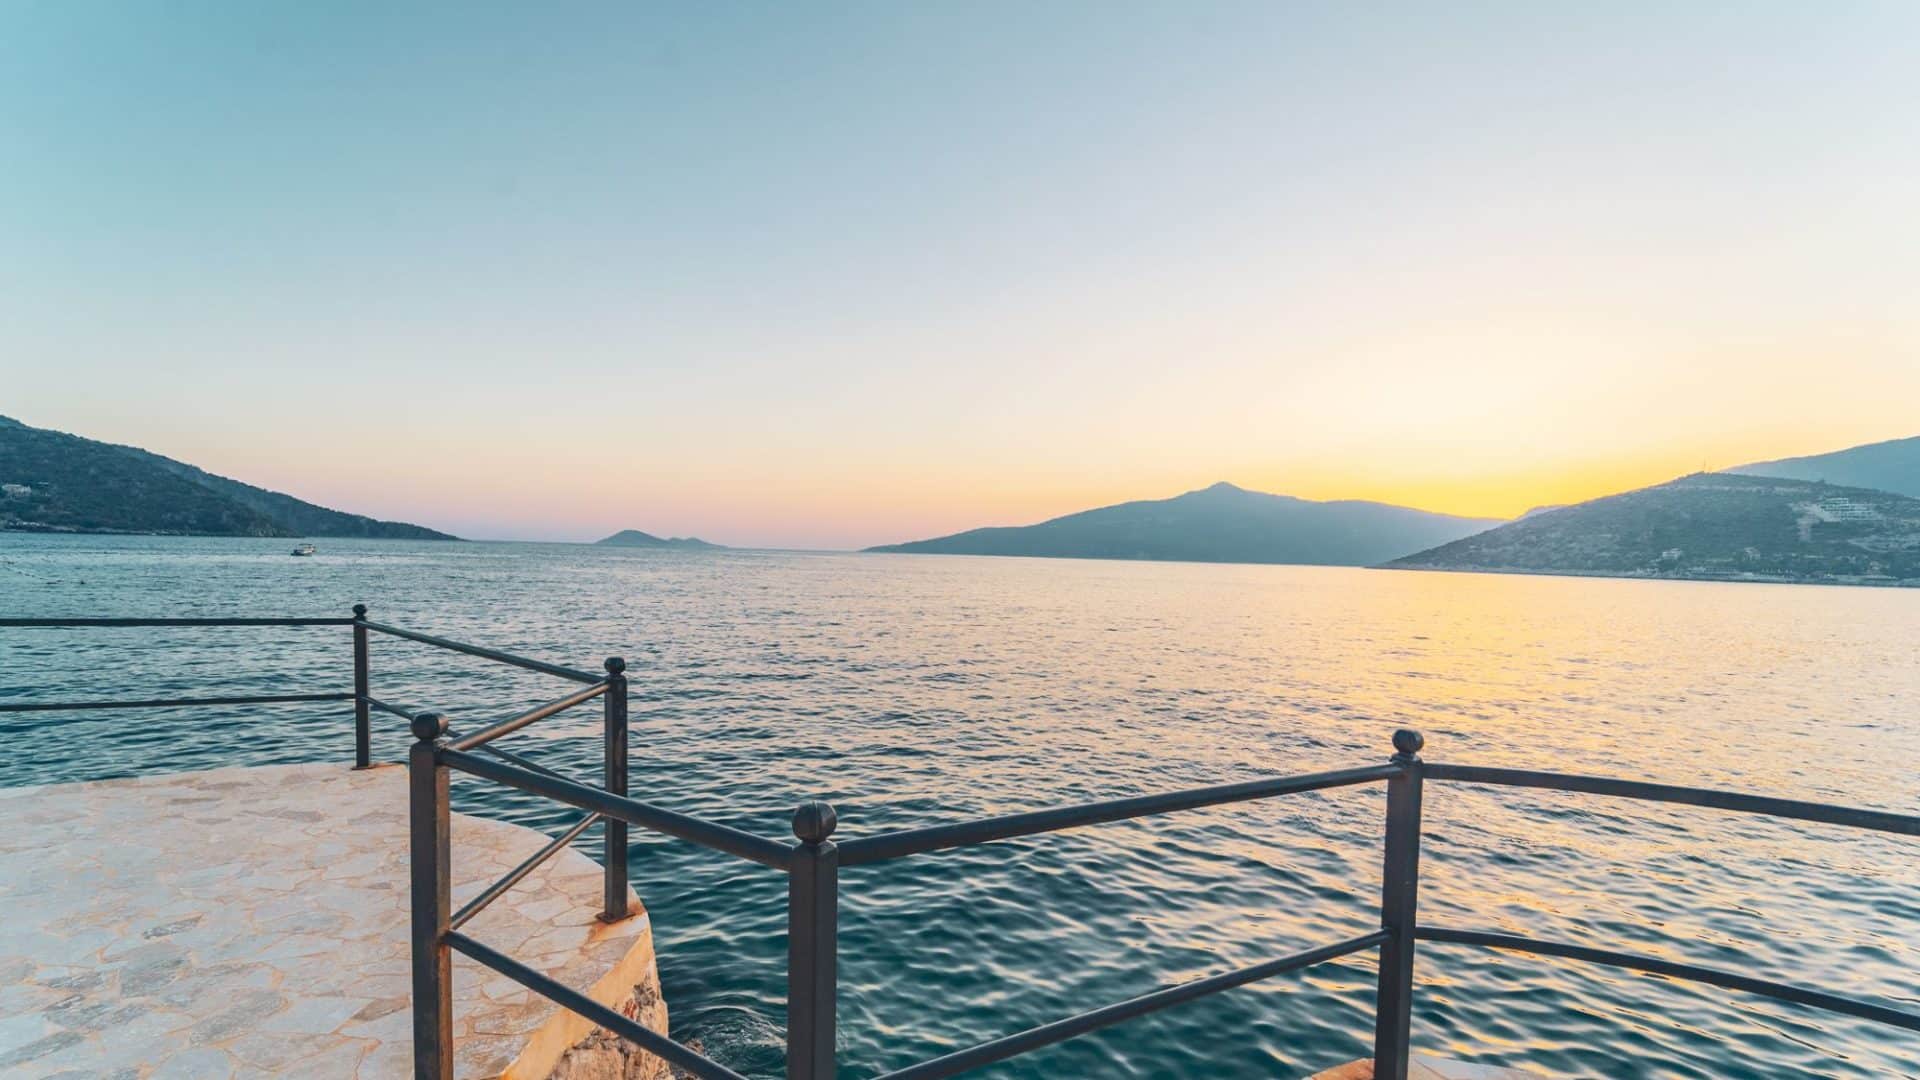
407,717,1920,1080
8,611,1917,1079
0,616,359,732
0,605,633,928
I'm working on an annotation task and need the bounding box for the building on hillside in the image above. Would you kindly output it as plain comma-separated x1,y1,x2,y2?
1816,496,1879,522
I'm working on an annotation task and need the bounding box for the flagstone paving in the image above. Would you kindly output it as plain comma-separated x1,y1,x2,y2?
0,762,665,1078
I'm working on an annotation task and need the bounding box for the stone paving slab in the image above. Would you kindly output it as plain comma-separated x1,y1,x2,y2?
0,762,665,1078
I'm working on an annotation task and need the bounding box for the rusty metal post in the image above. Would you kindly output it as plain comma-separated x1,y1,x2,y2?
600,657,630,922
409,711,453,1078
787,801,839,1079
351,604,371,768
1372,729,1425,1080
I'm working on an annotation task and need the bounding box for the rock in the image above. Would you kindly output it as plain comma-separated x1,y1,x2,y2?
545,979,673,1080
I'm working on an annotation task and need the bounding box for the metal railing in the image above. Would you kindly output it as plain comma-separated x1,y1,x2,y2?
0,604,633,927
7,611,1917,1078
0,616,358,732
409,718,1920,1080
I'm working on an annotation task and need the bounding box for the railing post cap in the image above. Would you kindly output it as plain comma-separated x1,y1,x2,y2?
604,656,626,675
1392,728,1425,759
792,800,838,844
352,603,367,618
411,711,449,742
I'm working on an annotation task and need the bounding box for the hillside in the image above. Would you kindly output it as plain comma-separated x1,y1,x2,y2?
1729,435,1920,498
115,447,453,539
0,415,456,539
1388,473,1920,586
595,530,723,549
866,482,1498,567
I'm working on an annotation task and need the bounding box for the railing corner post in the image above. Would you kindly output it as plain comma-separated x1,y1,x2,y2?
1373,728,1425,1080
787,801,839,1080
409,711,453,1080
352,603,371,769
600,656,630,923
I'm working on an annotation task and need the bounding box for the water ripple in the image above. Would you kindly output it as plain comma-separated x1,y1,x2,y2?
2,535,1916,1078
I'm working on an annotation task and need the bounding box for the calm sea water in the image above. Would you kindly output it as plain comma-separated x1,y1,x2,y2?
2,534,1916,1079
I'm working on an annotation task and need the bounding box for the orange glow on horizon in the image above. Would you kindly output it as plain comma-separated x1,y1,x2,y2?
128,419,1912,548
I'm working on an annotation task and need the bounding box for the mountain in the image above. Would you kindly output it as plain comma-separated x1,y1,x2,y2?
1728,435,1920,498
112,447,455,539
595,529,723,550
0,415,456,539
865,482,1498,567
1388,473,1920,586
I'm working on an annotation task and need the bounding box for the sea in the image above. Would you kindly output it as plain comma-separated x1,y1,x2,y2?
1,534,1916,1079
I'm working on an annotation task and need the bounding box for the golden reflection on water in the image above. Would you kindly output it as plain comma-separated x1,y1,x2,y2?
3,535,1917,1078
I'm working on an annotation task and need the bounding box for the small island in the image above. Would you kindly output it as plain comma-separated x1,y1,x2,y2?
596,529,724,550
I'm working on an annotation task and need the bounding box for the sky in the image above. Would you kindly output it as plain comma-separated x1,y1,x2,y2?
4,3,1917,547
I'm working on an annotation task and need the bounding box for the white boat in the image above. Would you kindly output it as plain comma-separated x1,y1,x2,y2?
291,543,316,557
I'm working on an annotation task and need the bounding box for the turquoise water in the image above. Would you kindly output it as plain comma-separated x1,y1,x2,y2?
2,534,1916,1079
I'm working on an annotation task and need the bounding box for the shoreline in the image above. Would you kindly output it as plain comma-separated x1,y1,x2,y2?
1379,562,1920,590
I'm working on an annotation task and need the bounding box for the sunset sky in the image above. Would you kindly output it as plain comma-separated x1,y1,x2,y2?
5,4,1918,547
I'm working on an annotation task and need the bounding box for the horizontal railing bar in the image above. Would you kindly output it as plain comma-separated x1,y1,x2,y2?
429,714,582,784
372,697,569,784
438,747,790,870
445,932,750,1080
0,692,352,713
1418,926,1920,1033
0,617,355,627
450,813,602,931
470,740,579,785
1426,764,1920,837
362,695,417,719
440,724,590,784
359,619,600,683
447,682,610,751
873,930,1389,1080
837,763,1399,867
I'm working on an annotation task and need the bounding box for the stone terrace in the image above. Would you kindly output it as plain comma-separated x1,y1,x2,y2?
0,763,665,1079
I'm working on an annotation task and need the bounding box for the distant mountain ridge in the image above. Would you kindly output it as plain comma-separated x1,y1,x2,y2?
1729,435,1920,498
0,415,455,539
1389,472,1920,586
867,481,1498,567
595,529,723,550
